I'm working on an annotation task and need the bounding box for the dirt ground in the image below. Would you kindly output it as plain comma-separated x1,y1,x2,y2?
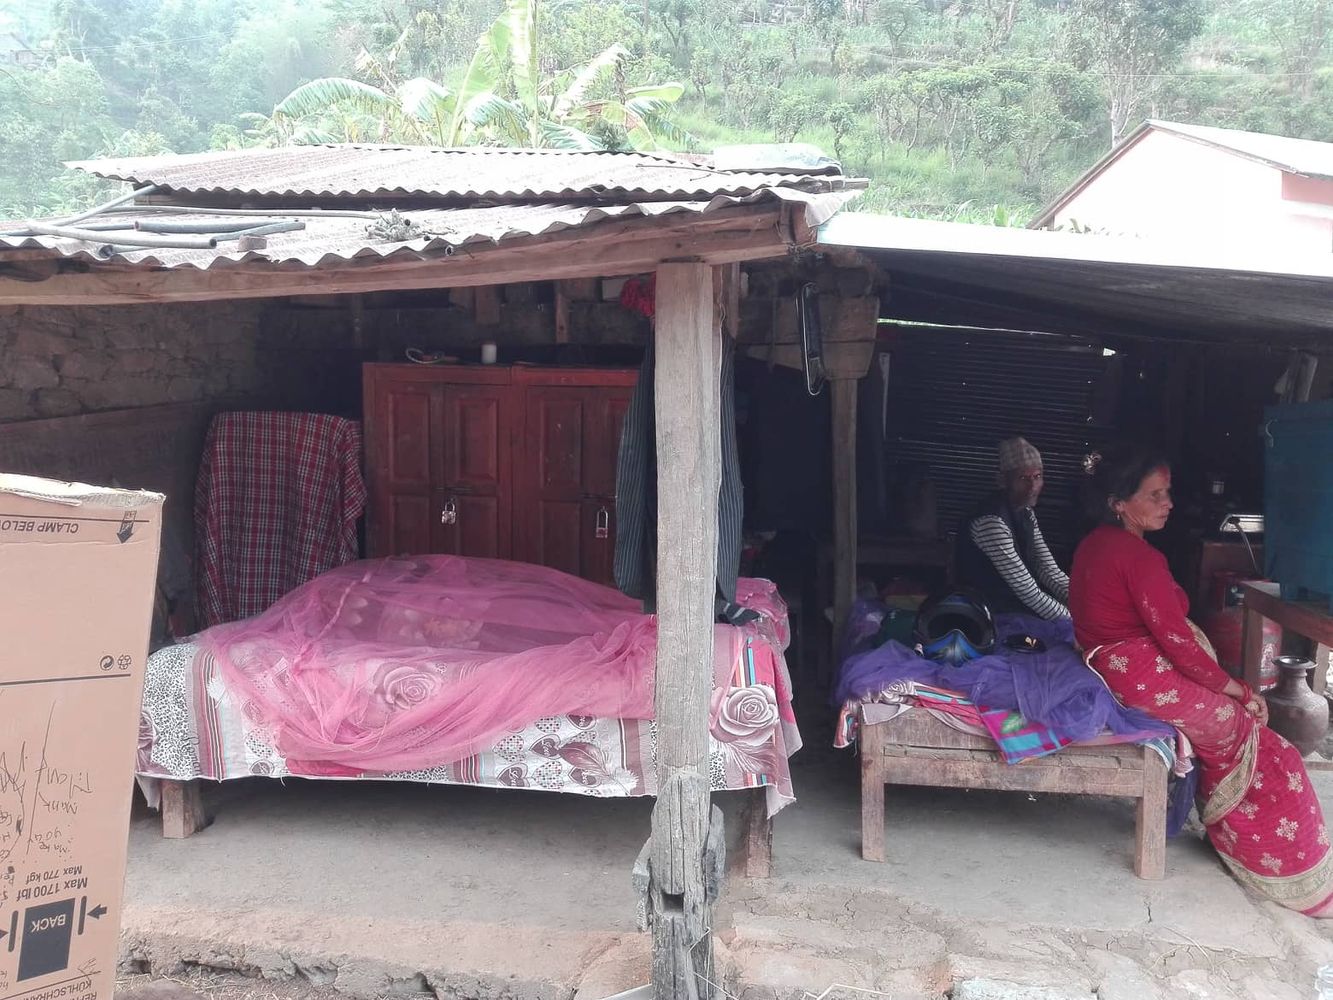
118,971,348,1000
116,732,1333,1000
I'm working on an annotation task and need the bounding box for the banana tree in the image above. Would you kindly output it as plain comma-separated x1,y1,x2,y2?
260,0,689,152
269,72,461,146
456,0,691,151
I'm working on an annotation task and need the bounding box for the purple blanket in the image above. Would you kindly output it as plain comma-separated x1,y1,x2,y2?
833,609,1173,745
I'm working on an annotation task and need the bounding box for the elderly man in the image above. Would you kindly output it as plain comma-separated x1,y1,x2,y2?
954,437,1070,621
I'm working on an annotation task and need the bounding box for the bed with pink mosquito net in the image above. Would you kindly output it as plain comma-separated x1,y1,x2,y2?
135,555,801,843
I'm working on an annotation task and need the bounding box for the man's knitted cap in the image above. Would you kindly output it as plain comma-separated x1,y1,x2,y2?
999,437,1042,474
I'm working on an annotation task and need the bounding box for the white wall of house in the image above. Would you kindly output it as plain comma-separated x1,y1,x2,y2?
1050,130,1333,253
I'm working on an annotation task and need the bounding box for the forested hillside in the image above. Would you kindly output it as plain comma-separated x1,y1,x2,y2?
2,0,1331,222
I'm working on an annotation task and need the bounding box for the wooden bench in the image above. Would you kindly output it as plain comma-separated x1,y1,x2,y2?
859,707,1169,879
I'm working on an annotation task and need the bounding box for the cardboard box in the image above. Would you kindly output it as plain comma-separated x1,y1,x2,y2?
0,474,164,1000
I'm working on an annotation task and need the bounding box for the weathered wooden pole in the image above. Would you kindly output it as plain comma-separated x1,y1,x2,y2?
636,262,726,1000
831,378,859,645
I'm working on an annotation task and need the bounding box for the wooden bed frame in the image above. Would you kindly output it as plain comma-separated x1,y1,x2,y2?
159,779,776,877
859,707,1168,879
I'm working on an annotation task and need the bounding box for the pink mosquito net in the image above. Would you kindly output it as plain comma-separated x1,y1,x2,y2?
199,555,773,774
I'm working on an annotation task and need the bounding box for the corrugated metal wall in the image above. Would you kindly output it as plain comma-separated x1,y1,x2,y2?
883,329,1111,558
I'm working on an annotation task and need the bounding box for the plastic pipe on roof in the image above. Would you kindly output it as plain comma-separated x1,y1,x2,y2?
20,221,218,250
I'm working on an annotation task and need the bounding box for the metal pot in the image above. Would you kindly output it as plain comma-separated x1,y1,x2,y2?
1265,656,1330,756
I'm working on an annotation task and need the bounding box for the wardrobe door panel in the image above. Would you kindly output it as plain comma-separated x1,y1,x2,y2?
365,372,435,557
438,384,512,559
519,387,588,572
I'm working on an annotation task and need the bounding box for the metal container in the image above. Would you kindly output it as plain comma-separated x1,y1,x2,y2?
1265,656,1329,756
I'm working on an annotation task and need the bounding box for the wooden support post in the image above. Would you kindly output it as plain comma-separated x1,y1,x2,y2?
859,714,885,862
831,378,859,649
739,787,773,878
475,284,502,326
717,263,741,340
554,281,572,344
1295,352,1319,403
554,278,601,344
642,262,724,1000
161,780,209,839
449,286,476,313
348,294,366,351
1135,749,1168,880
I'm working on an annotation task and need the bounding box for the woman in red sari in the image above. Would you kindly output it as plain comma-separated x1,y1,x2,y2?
1070,446,1333,914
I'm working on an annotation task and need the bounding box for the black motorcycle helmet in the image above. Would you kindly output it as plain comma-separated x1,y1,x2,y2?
913,588,997,666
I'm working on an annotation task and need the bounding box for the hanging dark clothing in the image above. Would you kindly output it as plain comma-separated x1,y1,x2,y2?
614,339,742,614
736,359,831,532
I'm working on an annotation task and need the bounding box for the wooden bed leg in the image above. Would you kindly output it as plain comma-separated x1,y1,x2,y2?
860,717,886,862
1135,750,1167,880
739,786,773,878
161,780,209,839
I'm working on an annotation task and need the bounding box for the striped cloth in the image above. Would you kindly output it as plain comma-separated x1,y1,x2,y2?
978,706,1073,763
195,411,366,627
863,684,1073,764
850,683,1178,771
613,339,742,609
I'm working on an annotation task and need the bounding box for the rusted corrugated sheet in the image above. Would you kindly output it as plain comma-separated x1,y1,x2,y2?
884,329,1108,557
0,189,857,270
66,145,861,202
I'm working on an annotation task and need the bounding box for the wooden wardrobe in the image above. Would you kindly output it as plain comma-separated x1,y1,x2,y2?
362,363,637,586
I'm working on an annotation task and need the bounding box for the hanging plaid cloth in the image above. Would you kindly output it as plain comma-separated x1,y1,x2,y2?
195,412,367,627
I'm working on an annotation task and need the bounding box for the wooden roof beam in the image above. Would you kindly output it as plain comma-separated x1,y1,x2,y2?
0,204,795,307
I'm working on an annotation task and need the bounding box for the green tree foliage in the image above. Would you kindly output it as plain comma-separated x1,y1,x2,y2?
0,56,113,215
807,0,850,69
1066,0,1207,146
261,0,687,149
3,0,1333,223
1241,0,1332,98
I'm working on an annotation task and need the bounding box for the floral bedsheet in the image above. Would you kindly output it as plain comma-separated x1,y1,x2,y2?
137,630,802,817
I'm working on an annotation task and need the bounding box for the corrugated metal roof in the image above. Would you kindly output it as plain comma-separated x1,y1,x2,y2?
819,211,1333,345
67,145,862,202
1150,119,1333,181
885,329,1107,557
1,188,855,270
821,211,1333,279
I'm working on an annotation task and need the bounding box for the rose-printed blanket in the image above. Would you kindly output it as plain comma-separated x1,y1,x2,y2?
137,603,802,817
